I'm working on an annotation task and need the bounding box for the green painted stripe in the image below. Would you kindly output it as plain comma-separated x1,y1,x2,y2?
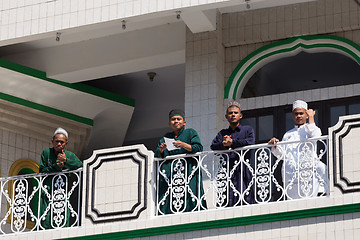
0,59,135,107
224,34,360,99
0,92,93,126
63,203,360,240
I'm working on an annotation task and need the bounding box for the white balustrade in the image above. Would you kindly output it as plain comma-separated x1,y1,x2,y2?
0,137,330,234
0,169,82,234
155,136,329,215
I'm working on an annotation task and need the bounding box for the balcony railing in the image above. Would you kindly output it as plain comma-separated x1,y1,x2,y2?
0,136,330,235
0,169,82,234
155,136,329,215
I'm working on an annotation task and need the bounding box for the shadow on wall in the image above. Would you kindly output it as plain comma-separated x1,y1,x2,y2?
83,107,133,159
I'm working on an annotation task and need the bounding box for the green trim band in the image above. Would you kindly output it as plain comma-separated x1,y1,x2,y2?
0,92,93,126
224,34,360,100
0,59,135,107
64,203,360,240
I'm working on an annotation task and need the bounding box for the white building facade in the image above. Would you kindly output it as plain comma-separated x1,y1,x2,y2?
0,0,360,239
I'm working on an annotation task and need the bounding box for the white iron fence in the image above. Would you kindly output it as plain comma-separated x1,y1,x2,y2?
0,169,82,234
155,136,329,215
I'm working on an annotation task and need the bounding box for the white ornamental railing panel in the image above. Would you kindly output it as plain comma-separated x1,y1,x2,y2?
155,136,329,215
0,169,82,234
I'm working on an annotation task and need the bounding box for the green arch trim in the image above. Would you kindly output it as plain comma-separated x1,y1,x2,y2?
224,35,360,100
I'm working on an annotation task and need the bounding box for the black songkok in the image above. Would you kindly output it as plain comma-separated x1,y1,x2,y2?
169,109,185,120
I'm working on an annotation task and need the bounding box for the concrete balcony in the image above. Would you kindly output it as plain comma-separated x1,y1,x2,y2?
1,113,360,240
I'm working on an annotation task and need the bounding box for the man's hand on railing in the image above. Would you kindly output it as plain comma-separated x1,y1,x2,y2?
268,137,279,147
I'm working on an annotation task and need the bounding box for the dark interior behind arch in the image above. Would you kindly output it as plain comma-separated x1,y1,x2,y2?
241,51,360,98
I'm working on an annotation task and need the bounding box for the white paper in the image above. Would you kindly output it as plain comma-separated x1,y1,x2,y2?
164,137,179,151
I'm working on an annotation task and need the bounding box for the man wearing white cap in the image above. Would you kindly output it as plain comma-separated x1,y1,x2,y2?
268,100,327,199
39,127,82,172
39,127,83,229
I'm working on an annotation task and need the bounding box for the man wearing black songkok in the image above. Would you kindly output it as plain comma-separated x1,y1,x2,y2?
155,109,206,214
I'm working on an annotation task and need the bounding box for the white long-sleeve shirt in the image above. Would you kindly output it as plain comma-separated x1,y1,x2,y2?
282,123,321,142
272,123,327,199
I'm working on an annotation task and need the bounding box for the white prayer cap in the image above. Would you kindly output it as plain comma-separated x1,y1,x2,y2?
226,101,242,113
53,127,68,139
292,100,308,111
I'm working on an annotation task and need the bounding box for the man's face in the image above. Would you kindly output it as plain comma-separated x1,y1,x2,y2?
169,115,186,132
292,108,308,126
52,134,68,154
225,106,242,125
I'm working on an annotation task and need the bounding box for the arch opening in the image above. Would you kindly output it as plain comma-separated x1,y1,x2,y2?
225,35,360,100
241,51,360,98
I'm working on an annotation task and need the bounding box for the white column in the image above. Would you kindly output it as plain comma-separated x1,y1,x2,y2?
184,12,225,150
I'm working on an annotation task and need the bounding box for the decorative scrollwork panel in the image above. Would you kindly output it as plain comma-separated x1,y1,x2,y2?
0,169,82,235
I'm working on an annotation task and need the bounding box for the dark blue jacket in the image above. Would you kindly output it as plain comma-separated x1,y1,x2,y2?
210,125,255,150
210,124,255,206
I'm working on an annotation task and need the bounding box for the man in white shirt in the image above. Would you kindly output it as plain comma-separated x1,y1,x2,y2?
269,100,327,199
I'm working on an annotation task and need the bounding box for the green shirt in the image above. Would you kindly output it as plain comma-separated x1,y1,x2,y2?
38,147,82,229
39,148,83,173
155,128,203,158
154,127,206,214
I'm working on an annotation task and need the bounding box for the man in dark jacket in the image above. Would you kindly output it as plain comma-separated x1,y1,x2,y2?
211,101,255,207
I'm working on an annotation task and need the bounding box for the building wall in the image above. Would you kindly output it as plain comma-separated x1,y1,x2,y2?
0,0,229,43
185,12,225,151
222,0,360,48
238,83,360,112
0,102,84,180
208,0,360,134
3,111,359,239
0,101,92,232
184,0,360,149
140,213,360,240
0,129,50,178
20,212,360,239
223,0,360,104
1,1,360,239
0,98,91,179
0,129,50,230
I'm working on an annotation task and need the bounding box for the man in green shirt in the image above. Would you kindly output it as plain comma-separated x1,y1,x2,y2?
155,109,206,214
39,128,83,173
39,127,83,229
